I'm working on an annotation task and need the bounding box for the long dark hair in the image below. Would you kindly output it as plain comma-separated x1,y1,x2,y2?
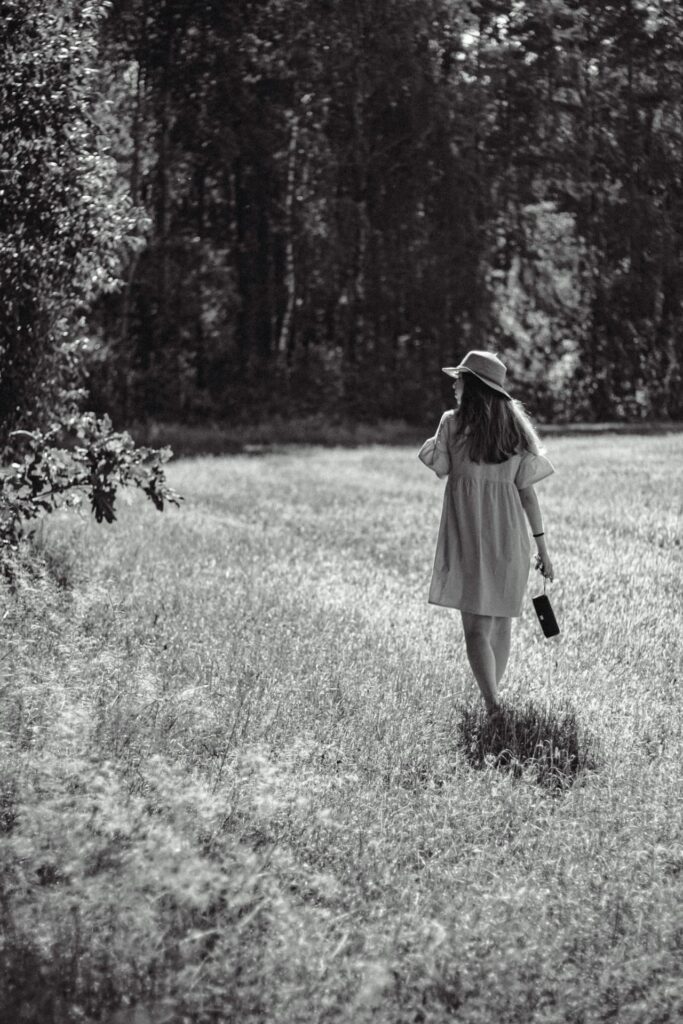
454,373,543,463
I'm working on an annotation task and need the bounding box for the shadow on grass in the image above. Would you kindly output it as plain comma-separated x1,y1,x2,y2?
457,700,599,790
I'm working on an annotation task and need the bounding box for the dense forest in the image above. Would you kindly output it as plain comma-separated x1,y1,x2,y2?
2,0,683,440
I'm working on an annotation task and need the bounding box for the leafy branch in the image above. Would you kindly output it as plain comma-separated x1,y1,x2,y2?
0,412,182,554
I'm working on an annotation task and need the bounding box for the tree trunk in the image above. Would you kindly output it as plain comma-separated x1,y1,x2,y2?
277,112,299,360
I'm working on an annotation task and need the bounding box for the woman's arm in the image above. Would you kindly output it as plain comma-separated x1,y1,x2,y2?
431,441,450,479
418,413,451,478
518,485,554,580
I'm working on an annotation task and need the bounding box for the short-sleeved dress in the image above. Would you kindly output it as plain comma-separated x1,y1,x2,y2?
418,410,554,617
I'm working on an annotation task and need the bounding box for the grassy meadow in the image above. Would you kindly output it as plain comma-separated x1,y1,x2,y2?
1,433,682,1023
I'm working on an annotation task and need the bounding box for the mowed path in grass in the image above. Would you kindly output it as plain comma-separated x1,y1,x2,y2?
2,433,682,1022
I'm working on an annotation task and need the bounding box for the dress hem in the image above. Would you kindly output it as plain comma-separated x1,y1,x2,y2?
428,597,523,618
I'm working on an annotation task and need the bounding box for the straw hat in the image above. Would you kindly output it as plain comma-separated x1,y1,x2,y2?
442,350,511,399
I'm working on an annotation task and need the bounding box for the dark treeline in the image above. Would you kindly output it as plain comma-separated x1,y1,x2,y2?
3,0,683,437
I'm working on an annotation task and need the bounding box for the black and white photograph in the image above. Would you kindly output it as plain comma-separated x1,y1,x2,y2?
1,1,682,1022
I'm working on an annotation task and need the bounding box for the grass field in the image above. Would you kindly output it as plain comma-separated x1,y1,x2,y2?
1,433,682,1024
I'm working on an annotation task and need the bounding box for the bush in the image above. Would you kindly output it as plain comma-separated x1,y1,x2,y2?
0,0,145,442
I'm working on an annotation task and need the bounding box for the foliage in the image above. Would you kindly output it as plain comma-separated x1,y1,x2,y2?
86,0,683,426
3,1,683,429
490,202,590,421
0,412,181,566
94,0,480,422
0,0,146,443
4,1,682,429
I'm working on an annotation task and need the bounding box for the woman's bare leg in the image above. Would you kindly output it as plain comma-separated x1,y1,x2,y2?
490,616,512,685
461,612,499,713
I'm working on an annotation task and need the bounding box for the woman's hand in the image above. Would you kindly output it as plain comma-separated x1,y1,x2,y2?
534,552,554,582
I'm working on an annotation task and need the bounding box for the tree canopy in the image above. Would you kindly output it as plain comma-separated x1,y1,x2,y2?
3,0,683,434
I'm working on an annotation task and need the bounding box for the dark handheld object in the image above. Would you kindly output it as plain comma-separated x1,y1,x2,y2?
533,593,560,638
532,568,560,638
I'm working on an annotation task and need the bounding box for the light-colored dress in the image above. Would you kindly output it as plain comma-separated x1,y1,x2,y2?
419,410,554,617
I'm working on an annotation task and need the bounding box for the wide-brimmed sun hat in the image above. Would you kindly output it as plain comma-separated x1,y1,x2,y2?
442,350,511,399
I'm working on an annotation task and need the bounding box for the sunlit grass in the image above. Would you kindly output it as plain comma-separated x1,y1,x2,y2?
1,434,682,1023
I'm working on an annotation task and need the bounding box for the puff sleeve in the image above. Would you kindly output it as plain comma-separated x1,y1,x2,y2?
514,451,555,490
418,411,453,478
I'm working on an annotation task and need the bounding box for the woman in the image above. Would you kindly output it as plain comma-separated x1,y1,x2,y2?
419,350,555,718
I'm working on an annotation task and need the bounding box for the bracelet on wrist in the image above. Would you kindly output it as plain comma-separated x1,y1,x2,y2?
533,532,545,538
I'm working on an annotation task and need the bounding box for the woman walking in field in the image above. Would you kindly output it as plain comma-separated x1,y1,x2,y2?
419,351,555,719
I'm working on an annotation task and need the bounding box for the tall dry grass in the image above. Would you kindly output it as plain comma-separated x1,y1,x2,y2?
1,434,681,1023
